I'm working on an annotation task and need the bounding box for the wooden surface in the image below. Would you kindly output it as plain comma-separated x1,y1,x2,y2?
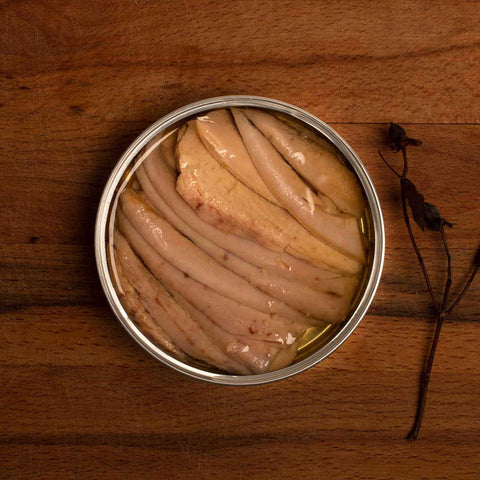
1,1,479,478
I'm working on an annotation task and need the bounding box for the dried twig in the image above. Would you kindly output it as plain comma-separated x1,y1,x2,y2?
379,123,479,440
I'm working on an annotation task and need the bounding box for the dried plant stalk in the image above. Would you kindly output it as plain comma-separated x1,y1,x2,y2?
379,123,479,440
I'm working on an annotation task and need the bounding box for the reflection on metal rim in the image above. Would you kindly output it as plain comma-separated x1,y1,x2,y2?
94,95,385,386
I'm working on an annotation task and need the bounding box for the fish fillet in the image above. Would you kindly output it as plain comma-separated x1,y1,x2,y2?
232,109,366,264
114,230,248,374
137,166,352,323
120,188,312,324
142,145,356,287
176,123,361,274
197,109,340,214
114,250,187,361
174,293,298,374
117,209,306,345
243,108,366,217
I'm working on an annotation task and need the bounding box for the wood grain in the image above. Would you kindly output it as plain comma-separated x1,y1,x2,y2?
0,1,479,478
1,439,479,480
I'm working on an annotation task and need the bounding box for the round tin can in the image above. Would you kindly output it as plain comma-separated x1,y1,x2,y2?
95,95,385,385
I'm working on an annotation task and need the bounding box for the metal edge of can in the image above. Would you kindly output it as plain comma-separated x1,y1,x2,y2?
94,95,385,386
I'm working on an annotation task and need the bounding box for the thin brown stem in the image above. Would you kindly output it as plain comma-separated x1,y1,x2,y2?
381,128,478,441
447,265,479,315
401,147,409,178
406,312,445,440
400,188,441,312
440,225,452,309
378,150,401,178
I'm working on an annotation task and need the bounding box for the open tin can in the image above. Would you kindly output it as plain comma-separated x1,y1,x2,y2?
95,95,385,385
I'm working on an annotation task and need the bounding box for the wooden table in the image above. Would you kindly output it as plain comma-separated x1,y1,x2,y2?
1,1,479,478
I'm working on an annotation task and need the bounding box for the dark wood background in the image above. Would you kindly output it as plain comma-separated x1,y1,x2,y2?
1,1,479,478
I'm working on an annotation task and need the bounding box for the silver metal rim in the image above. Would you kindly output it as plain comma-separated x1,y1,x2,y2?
95,95,385,386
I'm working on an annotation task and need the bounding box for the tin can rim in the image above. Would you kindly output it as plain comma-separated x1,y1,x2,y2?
94,95,385,386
